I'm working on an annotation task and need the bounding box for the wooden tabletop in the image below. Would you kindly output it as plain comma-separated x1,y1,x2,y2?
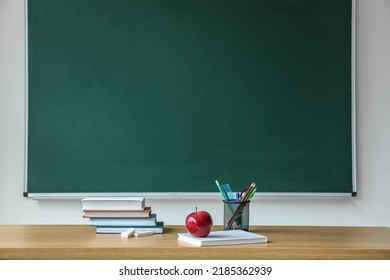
0,225,389,260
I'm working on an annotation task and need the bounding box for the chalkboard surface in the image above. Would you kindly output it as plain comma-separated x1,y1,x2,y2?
26,0,354,195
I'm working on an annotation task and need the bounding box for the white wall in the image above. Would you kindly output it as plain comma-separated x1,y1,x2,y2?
1,0,389,226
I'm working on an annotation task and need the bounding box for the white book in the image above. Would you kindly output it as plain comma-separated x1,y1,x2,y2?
82,207,152,218
81,197,145,211
178,230,268,247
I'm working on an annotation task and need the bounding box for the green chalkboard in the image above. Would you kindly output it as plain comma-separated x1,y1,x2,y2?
26,0,355,196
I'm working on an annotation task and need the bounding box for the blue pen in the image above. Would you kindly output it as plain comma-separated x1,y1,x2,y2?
235,191,240,201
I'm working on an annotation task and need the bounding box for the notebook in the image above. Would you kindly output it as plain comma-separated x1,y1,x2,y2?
81,197,145,211
177,230,268,247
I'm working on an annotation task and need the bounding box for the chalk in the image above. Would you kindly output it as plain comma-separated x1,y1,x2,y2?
134,231,154,237
121,228,135,238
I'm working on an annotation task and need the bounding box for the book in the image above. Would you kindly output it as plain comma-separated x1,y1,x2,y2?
89,214,157,226
81,197,145,211
177,230,268,247
82,207,151,218
95,222,164,234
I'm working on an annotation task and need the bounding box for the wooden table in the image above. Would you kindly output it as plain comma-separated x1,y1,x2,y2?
0,225,389,260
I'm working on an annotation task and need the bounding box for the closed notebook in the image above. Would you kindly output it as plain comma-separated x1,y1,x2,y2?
178,230,268,247
83,207,151,218
81,197,145,211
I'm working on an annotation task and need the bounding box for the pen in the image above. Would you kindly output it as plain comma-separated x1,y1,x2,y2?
235,191,240,201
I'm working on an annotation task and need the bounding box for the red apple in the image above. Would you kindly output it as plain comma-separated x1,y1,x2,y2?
185,208,213,237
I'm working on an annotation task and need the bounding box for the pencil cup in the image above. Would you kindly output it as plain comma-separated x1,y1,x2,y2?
223,200,250,231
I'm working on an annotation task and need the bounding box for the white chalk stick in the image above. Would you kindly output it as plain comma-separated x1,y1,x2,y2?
134,231,154,237
121,228,135,238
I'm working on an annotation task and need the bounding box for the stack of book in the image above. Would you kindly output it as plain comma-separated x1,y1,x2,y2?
81,197,164,234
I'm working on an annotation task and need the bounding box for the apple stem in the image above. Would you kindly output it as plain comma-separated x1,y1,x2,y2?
196,207,197,212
